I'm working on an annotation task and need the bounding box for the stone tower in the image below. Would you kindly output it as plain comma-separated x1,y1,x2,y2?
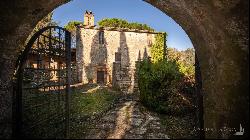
83,10,95,28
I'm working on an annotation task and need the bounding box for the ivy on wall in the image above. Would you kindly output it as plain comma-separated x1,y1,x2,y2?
150,33,167,63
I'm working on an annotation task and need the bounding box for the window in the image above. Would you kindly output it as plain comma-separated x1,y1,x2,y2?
115,52,121,62
148,40,152,47
99,31,104,44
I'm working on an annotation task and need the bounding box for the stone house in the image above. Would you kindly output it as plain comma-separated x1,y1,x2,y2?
25,48,77,83
76,11,164,93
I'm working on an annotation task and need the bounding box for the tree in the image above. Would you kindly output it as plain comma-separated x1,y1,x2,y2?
64,21,82,33
64,21,82,48
167,47,195,77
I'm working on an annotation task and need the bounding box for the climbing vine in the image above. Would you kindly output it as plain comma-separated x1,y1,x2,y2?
150,33,166,63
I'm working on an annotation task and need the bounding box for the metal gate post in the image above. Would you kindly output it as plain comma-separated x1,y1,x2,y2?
65,30,71,138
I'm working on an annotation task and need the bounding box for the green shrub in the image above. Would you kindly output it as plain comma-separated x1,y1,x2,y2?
137,27,195,115
137,59,194,115
167,48,196,101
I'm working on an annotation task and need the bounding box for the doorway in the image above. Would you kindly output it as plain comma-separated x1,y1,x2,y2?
97,71,105,84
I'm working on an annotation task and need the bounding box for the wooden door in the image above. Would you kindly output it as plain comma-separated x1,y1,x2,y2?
97,71,105,84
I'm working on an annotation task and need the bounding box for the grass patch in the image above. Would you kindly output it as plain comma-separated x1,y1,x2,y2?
70,87,120,117
21,85,122,138
69,86,122,138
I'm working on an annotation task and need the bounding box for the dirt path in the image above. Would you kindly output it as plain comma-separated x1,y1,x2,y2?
84,97,170,139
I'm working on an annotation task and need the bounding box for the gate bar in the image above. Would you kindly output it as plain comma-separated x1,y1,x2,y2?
65,30,71,138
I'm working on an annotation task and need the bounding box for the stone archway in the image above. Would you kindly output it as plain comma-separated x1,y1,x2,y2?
0,0,248,138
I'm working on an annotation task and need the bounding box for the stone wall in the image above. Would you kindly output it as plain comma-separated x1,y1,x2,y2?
76,27,156,93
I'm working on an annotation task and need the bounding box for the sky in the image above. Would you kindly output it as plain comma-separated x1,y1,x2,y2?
52,0,193,51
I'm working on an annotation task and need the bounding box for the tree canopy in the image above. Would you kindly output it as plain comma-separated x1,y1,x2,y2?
98,18,154,31
64,21,82,33
64,21,82,48
167,47,195,77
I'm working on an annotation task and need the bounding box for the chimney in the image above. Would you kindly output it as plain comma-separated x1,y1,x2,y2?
83,10,95,28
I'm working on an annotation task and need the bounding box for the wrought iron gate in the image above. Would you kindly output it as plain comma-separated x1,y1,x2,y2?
13,26,71,138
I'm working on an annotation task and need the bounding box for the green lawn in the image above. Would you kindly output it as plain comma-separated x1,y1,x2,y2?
21,84,122,138
69,86,122,138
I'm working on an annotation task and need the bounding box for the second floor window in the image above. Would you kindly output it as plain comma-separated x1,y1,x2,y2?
115,52,121,62
99,31,104,44
148,40,152,47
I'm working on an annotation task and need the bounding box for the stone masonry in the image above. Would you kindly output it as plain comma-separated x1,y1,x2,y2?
76,11,160,93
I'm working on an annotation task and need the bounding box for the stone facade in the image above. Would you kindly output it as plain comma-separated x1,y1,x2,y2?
25,48,77,84
76,26,158,93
